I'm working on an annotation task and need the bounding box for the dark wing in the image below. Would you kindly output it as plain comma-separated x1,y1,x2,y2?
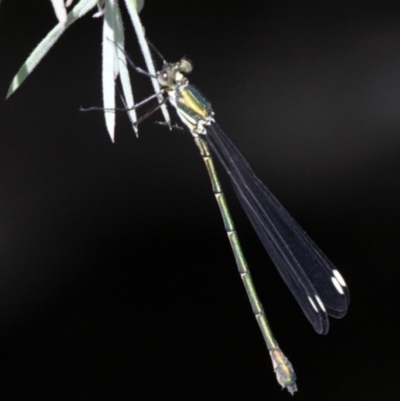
206,122,350,334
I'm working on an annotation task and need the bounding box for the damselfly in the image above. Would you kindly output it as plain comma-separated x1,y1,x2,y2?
111,49,350,394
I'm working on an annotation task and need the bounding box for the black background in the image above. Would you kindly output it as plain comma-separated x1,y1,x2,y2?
0,1,399,400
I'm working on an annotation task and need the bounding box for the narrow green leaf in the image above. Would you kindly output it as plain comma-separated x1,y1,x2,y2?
6,0,98,99
102,0,118,142
123,0,171,128
135,0,145,13
50,0,68,25
113,4,138,134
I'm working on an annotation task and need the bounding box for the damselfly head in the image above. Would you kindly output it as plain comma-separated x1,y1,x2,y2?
157,66,174,87
157,59,193,88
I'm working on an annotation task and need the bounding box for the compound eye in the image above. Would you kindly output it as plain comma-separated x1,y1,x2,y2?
157,69,171,86
179,58,193,74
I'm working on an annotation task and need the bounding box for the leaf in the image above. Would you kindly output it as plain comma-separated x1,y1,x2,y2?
113,4,138,134
50,0,68,26
6,0,98,99
102,0,118,141
123,0,171,128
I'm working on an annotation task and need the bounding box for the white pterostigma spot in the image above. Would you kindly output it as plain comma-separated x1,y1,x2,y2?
333,269,347,287
315,295,326,312
307,296,318,313
331,276,344,295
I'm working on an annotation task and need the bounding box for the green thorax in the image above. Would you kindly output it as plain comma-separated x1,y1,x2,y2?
168,78,214,136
